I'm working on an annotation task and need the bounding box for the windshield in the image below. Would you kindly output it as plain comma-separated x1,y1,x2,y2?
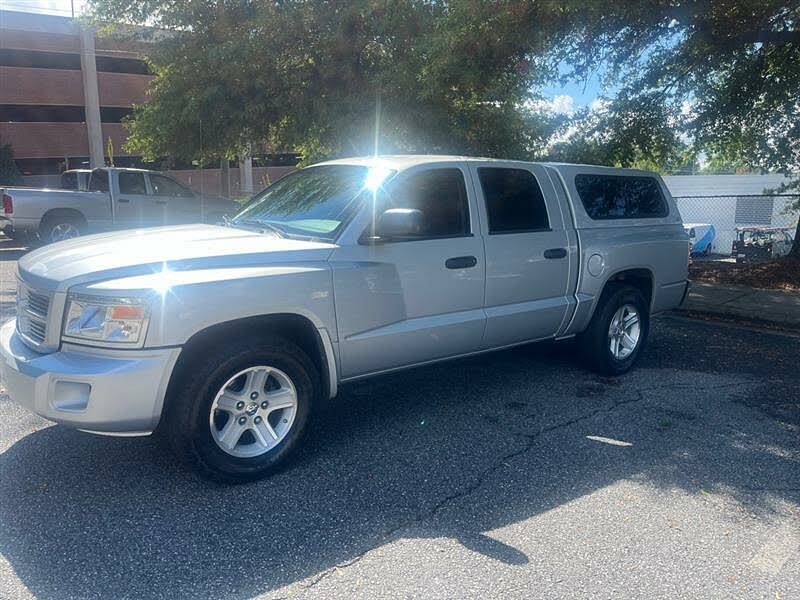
233,164,394,240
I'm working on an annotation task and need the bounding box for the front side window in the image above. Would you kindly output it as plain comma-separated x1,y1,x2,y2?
575,174,668,220
234,164,392,240
118,172,147,195
88,169,109,192
380,168,470,238
150,174,193,197
478,167,549,233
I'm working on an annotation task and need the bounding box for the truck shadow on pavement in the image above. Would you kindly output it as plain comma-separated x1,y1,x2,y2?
0,318,798,599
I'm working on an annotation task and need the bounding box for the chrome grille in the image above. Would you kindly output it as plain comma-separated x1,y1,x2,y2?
27,290,50,318
17,282,52,347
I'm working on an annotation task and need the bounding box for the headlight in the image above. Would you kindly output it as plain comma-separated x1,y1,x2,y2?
63,295,150,346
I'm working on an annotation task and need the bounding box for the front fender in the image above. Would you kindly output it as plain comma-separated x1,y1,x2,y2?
141,265,337,348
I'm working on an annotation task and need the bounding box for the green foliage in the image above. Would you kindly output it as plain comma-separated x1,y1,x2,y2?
88,0,568,164
88,0,798,193
0,140,22,186
554,1,799,184
547,101,699,173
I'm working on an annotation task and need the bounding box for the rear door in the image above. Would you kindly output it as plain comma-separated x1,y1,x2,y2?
331,164,486,378
470,162,572,347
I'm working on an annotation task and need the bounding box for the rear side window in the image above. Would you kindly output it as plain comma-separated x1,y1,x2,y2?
88,170,109,192
118,172,146,195
385,168,470,238
575,174,668,220
478,168,549,233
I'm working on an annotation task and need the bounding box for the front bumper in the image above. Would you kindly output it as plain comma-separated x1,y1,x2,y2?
0,319,181,435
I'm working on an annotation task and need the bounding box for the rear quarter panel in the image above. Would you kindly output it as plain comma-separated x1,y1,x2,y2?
3,188,112,231
548,165,689,335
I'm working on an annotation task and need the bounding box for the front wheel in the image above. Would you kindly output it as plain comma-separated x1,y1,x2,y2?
579,284,650,375
163,335,319,482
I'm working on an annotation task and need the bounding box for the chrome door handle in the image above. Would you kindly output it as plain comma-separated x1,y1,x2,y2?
445,256,478,269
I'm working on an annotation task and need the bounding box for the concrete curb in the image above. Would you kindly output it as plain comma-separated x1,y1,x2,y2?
673,281,800,329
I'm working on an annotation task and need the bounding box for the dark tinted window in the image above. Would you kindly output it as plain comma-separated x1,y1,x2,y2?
478,168,549,233
118,172,146,195
88,170,109,192
150,174,193,197
60,172,78,190
385,168,469,238
575,174,668,220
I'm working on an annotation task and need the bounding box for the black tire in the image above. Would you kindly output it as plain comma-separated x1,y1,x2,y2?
162,335,319,483
579,283,650,375
38,213,85,244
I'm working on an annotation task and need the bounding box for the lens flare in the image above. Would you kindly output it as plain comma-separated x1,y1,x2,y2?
152,263,172,296
364,165,393,192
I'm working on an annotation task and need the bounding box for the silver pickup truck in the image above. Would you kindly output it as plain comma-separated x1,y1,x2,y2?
0,167,238,243
1,156,689,482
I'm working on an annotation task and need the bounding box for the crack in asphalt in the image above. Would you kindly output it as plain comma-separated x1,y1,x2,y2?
294,389,648,594
293,376,769,595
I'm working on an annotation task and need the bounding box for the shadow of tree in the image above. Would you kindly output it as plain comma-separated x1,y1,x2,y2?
0,318,797,599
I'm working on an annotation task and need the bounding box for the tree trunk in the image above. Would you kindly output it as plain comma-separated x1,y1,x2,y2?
791,218,800,258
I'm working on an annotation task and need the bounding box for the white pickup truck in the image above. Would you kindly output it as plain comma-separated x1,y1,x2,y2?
1,156,689,482
0,167,237,243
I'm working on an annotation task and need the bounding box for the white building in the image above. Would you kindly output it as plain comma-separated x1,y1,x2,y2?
663,174,798,254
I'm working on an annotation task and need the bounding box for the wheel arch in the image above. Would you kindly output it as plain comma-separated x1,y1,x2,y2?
162,313,338,419
571,266,655,335
600,267,654,309
39,207,88,231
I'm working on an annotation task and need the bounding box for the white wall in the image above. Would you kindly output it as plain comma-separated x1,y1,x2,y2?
663,175,798,254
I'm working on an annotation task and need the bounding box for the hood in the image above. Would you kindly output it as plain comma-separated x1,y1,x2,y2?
19,224,336,291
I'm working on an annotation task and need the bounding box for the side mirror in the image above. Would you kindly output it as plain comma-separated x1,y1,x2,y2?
364,208,425,243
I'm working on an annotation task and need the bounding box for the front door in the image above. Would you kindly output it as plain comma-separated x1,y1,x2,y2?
331,164,486,378
114,170,165,228
148,173,200,224
470,163,573,347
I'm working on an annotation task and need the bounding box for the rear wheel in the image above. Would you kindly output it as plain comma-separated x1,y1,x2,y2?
163,335,319,482
39,214,84,244
579,283,650,375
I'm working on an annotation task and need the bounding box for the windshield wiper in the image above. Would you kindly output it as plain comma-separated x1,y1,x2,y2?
229,218,286,238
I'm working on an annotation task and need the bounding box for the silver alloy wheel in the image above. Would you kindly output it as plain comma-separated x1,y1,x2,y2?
209,365,298,458
608,303,641,360
49,222,81,242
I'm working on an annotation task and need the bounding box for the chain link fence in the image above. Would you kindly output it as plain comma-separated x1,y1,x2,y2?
674,194,799,259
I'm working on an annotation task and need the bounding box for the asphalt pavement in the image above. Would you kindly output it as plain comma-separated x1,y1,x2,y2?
0,240,798,599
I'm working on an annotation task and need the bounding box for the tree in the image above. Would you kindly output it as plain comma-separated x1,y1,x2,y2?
547,101,698,173
0,140,22,186
89,1,800,252
550,0,800,253
87,1,569,164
